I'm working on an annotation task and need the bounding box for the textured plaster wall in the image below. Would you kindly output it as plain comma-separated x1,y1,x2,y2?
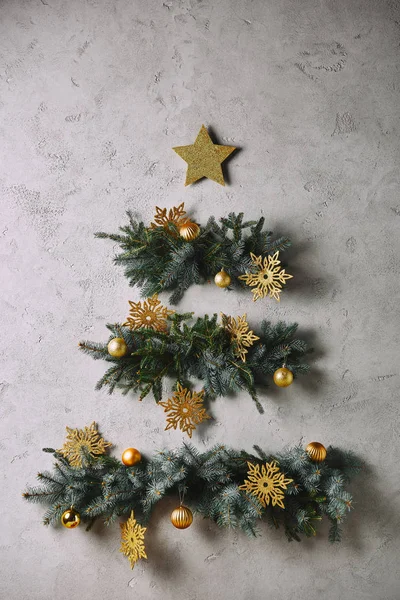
1,0,400,598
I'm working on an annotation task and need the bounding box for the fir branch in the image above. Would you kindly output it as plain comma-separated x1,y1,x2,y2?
80,312,310,415
23,437,361,557
96,209,292,304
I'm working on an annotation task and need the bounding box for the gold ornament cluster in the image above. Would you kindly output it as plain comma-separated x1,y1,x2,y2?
151,203,187,230
150,202,200,241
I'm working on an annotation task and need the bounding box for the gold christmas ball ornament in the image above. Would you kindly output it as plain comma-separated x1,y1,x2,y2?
122,447,142,466
61,508,81,529
214,269,231,288
170,505,193,529
179,220,200,241
306,442,327,463
273,367,294,388
107,337,128,358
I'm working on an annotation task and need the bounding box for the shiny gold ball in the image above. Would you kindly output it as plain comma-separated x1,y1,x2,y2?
61,508,81,529
306,442,327,463
214,269,231,288
122,447,142,466
107,337,128,358
273,367,294,387
179,221,200,241
171,505,193,529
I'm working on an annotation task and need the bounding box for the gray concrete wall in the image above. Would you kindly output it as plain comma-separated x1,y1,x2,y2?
1,0,399,598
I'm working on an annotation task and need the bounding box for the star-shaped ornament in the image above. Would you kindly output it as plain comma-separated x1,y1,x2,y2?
173,125,236,186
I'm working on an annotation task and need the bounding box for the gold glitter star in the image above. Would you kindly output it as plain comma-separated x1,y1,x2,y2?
239,461,293,509
120,511,147,569
124,294,174,332
159,383,210,438
173,125,236,186
239,251,293,302
150,203,187,231
221,313,260,362
58,422,112,467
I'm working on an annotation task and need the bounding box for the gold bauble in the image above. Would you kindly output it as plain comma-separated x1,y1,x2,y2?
179,221,200,241
214,269,231,288
306,442,327,463
170,505,193,529
122,447,142,466
273,367,294,387
107,337,128,358
61,508,81,529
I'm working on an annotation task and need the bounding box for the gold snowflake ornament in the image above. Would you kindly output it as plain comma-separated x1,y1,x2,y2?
159,383,210,438
150,203,187,231
239,461,293,509
58,422,112,468
221,313,260,362
239,251,293,302
120,510,147,569
124,294,174,332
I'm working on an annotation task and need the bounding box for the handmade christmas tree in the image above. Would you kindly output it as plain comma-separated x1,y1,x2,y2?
23,126,363,571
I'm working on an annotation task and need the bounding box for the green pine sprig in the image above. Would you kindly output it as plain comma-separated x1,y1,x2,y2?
23,437,361,550
79,312,310,413
95,210,291,304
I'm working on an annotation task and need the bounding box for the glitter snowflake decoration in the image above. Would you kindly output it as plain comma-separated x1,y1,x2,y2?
159,383,210,438
58,422,112,467
120,511,147,569
150,203,187,231
221,313,260,362
239,461,293,509
124,294,174,332
239,251,293,302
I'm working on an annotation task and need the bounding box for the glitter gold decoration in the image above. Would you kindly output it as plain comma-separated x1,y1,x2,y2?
61,508,81,529
107,337,128,358
214,269,231,288
122,448,142,466
273,367,294,387
159,383,210,438
173,125,236,186
221,313,260,362
58,422,112,468
120,510,147,569
239,461,293,509
150,203,187,231
124,294,174,332
171,505,193,529
239,251,293,302
306,442,327,463
179,220,200,241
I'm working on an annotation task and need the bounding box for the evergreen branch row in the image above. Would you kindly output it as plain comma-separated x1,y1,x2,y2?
96,210,291,304
79,313,311,413
23,440,361,545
